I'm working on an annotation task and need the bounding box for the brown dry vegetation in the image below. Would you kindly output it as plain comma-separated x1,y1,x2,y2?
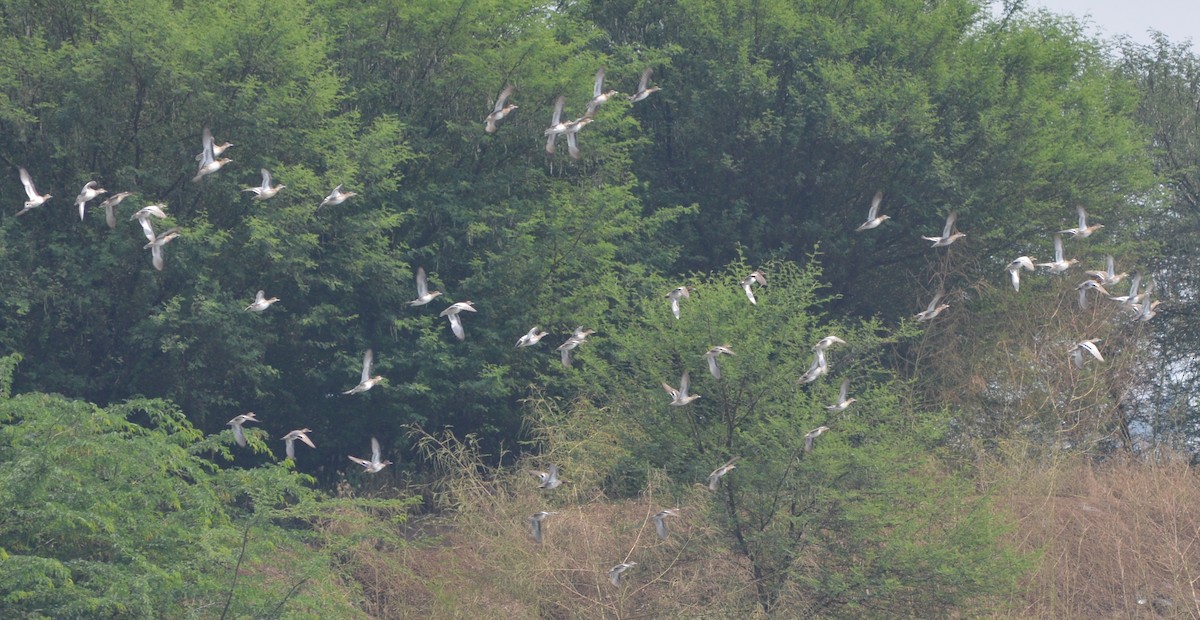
989,451,1200,619
915,268,1146,455
400,422,771,619
314,452,1200,619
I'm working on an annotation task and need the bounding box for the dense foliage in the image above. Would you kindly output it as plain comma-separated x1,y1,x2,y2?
0,354,417,617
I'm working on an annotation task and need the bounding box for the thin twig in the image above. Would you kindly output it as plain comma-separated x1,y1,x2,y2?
219,522,253,620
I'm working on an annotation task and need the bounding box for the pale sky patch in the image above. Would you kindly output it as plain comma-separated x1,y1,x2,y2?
992,0,1197,50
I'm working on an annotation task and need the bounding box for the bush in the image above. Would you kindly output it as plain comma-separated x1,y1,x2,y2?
0,354,416,618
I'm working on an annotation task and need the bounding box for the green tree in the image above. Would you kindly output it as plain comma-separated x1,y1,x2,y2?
0,356,415,617
553,259,1024,615
582,0,1152,322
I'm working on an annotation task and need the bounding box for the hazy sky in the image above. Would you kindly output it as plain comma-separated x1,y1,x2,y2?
1016,0,1198,48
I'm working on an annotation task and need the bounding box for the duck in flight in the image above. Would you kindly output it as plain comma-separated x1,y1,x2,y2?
584,68,619,117
1071,339,1103,369
318,184,356,208
15,167,51,217
855,191,889,231
914,292,950,322
1036,234,1077,273
516,326,549,348
74,181,107,221
704,345,735,379
652,508,680,539
662,370,700,406
921,212,965,247
556,327,595,367
564,116,593,160
193,127,232,182
824,377,856,411
609,562,637,587
741,270,767,305
528,511,558,543
798,348,828,384
533,464,564,490
485,84,518,133
1006,256,1036,292
244,290,280,312
407,267,442,307
629,68,661,103
227,412,259,448
667,285,692,319
342,349,383,395
349,437,392,473
1059,205,1103,238
242,168,284,200
281,428,315,460
804,426,829,453
707,457,739,491
97,192,132,229
440,301,477,341
144,226,181,271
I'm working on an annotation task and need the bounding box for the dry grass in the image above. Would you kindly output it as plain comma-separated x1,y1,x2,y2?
994,452,1200,619
316,414,1197,618
320,425,767,619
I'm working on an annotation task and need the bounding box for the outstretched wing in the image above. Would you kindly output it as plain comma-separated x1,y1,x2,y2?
867,191,882,220
926,292,944,313
567,131,581,160
550,95,564,126
706,354,721,379
415,267,429,297
638,68,652,92
494,84,514,112
151,245,164,271
200,127,215,165
942,212,957,238
19,167,37,200
361,349,374,383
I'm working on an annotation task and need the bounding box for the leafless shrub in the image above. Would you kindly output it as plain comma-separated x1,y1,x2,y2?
993,450,1200,618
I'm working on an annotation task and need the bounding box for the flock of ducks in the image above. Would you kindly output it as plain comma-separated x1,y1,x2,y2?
852,197,1157,372
529,67,659,159
9,65,661,480
509,196,1162,586
11,63,1162,590
15,123,361,272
